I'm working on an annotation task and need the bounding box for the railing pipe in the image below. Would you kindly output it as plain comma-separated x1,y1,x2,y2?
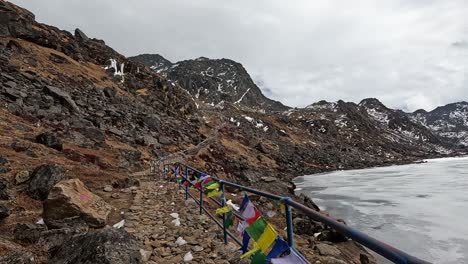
284,199,294,248
199,181,203,215
185,166,189,200
220,181,228,245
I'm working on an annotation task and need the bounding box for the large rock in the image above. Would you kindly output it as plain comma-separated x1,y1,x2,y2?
28,164,66,200
43,85,80,113
50,227,141,264
0,205,10,219
43,179,114,228
0,178,9,200
0,0,35,38
36,131,63,151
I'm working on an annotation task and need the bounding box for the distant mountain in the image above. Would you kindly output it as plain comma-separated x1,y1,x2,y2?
410,102,468,146
128,54,288,112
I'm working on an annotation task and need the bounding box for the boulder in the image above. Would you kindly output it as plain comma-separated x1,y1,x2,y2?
36,131,63,151
0,178,9,200
43,179,114,228
75,28,89,42
158,135,173,145
15,170,30,184
0,251,35,264
50,227,141,264
0,205,10,219
27,164,66,200
14,223,47,244
43,85,80,113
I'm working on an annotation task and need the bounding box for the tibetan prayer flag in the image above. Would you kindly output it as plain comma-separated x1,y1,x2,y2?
215,206,232,215
241,232,250,254
237,221,247,236
239,195,249,211
242,201,261,225
202,177,213,184
240,244,259,259
250,251,266,264
246,217,267,241
206,182,219,190
224,212,235,228
271,249,310,264
256,223,277,253
207,190,222,198
266,237,289,261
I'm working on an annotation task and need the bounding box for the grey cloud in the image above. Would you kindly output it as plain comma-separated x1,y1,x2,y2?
9,0,468,111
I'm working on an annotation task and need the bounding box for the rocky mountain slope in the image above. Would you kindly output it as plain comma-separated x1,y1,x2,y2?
128,54,288,111
410,102,468,147
0,1,466,263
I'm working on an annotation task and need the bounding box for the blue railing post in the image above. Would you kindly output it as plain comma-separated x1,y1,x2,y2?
284,198,295,248
185,166,189,200
220,181,228,245
199,181,203,215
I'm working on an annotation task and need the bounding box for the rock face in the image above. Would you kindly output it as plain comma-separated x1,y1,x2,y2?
36,131,63,151
410,101,468,147
27,164,66,200
129,55,288,112
50,227,141,264
43,178,114,228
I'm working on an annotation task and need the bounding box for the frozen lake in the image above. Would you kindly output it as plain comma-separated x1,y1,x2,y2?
294,157,468,263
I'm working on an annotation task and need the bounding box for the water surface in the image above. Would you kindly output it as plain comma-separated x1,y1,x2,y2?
294,157,468,264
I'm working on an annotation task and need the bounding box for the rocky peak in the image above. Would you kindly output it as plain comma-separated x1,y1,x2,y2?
129,54,288,112
128,54,172,72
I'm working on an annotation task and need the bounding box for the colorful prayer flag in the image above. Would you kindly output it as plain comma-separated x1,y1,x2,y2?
215,206,232,215
241,232,250,254
250,252,266,264
206,190,222,198
256,223,277,253
242,201,261,225
266,237,289,261
246,217,267,241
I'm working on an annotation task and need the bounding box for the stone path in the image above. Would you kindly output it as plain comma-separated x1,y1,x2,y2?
124,180,245,264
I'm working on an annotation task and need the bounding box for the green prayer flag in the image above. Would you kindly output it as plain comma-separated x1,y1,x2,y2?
247,217,267,241
250,251,266,264
224,213,234,229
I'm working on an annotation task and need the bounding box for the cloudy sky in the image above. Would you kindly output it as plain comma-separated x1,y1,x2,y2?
10,0,468,111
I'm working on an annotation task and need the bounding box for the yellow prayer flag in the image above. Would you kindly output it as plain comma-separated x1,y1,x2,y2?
215,206,232,215
207,190,222,198
256,224,278,253
240,244,259,259
206,183,219,190
280,204,286,214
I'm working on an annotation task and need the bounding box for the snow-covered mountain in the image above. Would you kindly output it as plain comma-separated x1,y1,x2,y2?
410,102,468,146
128,54,288,111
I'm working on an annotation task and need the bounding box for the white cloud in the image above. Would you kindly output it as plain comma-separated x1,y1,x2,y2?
9,0,468,111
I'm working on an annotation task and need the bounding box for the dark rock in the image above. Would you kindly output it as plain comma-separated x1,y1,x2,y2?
0,205,11,219
0,251,35,264
0,155,8,166
14,223,47,244
4,80,17,88
49,53,70,64
75,28,89,42
0,178,9,200
79,127,106,143
27,164,66,200
143,115,160,129
50,227,142,264
158,135,173,145
44,85,80,113
11,139,31,152
36,131,63,151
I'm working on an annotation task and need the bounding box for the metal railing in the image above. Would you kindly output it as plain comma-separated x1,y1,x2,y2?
162,162,431,264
